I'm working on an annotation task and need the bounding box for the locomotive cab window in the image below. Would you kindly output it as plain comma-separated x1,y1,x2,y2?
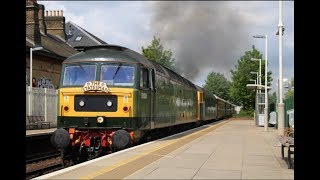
100,63,135,87
140,68,149,89
62,64,96,86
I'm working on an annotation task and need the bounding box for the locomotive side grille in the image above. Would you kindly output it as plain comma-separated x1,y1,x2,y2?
74,95,117,112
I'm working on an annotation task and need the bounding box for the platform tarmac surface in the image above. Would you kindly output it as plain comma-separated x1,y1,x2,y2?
35,119,294,179
26,128,56,137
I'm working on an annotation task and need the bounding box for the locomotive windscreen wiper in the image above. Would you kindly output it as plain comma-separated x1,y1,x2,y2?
77,63,88,77
112,63,122,79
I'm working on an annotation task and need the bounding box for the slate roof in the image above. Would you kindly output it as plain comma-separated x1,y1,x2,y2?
65,21,107,49
26,33,78,60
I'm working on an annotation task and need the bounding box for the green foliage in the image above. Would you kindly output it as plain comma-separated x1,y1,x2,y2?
268,91,277,111
290,77,294,87
141,36,176,71
269,91,277,105
203,72,230,100
234,109,254,118
285,89,294,99
229,46,272,110
285,78,294,99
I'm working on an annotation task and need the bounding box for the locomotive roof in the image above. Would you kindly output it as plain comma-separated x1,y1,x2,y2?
195,84,237,106
63,44,154,67
194,85,215,97
214,95,228,102
64,44,197,90
195,84,203,91
214,95,237,106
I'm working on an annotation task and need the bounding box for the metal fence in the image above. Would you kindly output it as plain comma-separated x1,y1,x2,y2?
284,95,294,128
26,86,58,127
272,95,294,129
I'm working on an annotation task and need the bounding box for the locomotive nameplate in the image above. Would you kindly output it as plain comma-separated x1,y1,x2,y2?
83,81,109,93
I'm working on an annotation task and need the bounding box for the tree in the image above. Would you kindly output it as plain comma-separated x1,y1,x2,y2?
290,77,294,87
203,72,230,100
285,90,294,99
269,92,277,105
141,36,176,71
229,46,273,110
269,91,277,112
285,77,294,99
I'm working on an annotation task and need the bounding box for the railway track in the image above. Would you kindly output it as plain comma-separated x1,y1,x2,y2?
26,154,63,180
26,133,63,179
27,151,61,164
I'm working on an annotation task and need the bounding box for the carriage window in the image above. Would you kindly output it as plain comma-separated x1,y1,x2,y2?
62,64,96,86
150,69,155,90
100,64,135,86
140,68,149,89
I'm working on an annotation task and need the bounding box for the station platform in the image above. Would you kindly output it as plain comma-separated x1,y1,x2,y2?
26,128,56,137
34,119,294,179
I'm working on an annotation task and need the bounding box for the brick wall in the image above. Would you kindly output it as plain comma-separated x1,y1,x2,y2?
26,54,62,88
38,4,47,34
45,10,66,41
26,0,71,89
26,0,41,45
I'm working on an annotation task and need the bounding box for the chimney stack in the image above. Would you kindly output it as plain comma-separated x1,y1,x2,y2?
45,9,67,41
26,0,41,45
38,4,47,34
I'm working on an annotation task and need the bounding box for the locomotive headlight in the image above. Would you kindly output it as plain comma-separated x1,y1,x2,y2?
97,116,104,123
79,100,85,107
107,101,113,107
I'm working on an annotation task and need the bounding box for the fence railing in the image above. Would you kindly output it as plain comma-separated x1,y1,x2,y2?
271,95,294,129
284,95,294,128
26,86,58,128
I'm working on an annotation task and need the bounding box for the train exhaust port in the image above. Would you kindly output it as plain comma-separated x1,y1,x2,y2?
112,129,133,151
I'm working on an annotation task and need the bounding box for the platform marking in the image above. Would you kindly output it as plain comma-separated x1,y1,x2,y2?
34,120,230,180
80,120,230,179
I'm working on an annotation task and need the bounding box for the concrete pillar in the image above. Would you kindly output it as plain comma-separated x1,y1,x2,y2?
264,108,268,131
277,103,285,136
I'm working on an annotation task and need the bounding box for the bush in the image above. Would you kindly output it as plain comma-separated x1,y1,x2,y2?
234,110,254,118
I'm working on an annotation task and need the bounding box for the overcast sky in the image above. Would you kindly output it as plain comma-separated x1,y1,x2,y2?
39,1,294,93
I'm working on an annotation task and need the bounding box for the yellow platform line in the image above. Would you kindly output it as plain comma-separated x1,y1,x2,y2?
80,120,230,179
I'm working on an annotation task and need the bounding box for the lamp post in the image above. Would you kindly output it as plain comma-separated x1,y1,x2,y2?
29,46,43,116
250,71,259,126
251,58,262,93
250,72,259,86
249,79,257,85
253,34,268,131
276,0,285,136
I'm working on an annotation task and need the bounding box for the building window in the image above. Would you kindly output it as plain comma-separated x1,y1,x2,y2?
75,36,82,41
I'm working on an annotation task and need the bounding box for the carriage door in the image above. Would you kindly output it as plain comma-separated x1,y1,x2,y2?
149,69,155,129
140,68,152,129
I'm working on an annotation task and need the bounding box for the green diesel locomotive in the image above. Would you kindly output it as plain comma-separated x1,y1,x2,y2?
51,45,235,160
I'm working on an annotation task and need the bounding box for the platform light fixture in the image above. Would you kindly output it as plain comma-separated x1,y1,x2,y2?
253,34,268,131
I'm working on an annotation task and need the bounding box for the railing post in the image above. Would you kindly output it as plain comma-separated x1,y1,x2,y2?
56,89,58,121
44,88,47,122
28,86,32,116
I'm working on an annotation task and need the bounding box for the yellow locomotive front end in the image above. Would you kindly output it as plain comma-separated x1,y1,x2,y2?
51,48,141,159
59,86,134,128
